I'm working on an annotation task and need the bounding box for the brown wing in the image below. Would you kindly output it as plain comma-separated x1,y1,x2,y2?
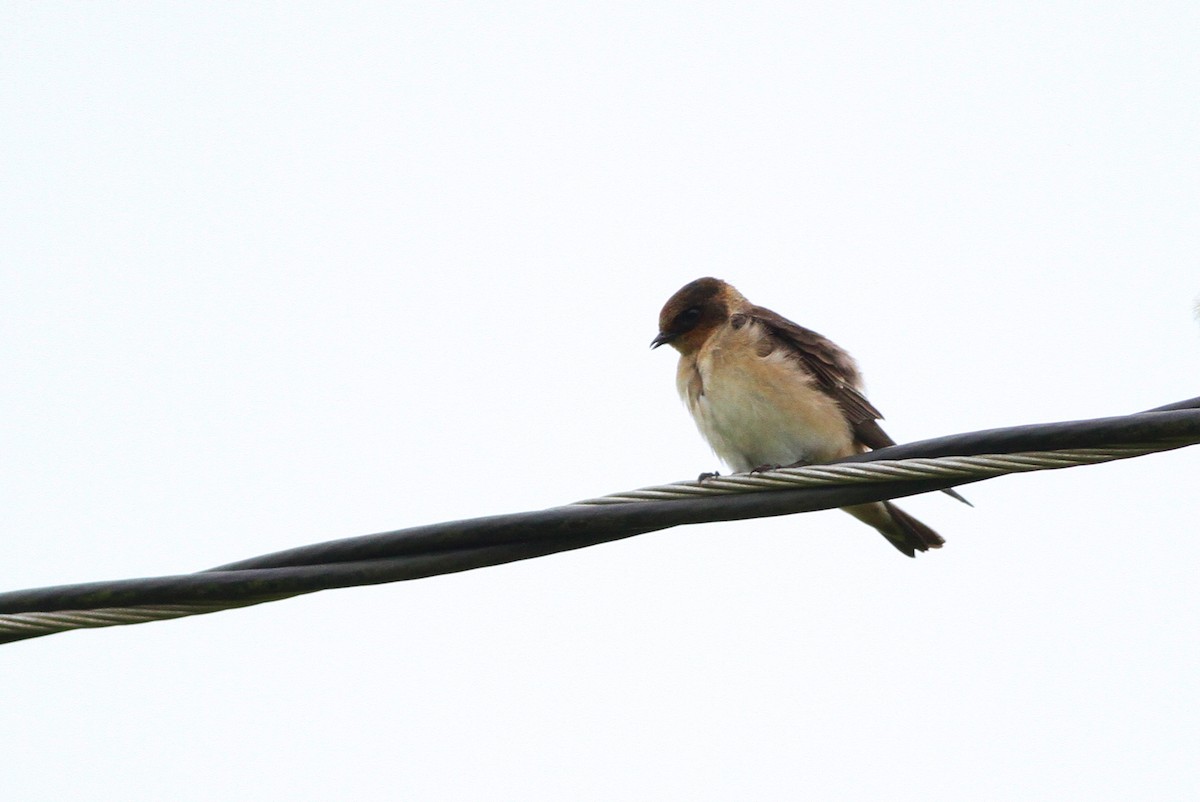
746,305,973,507
743,305,896,450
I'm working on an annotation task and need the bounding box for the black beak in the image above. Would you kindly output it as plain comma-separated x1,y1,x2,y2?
650,331,675,349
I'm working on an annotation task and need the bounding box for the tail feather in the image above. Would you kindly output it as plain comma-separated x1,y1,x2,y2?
842,501,946,558
880,501,946,556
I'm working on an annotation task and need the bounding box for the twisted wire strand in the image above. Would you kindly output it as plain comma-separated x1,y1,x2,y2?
0,437,1187,644
0,598,288,638
573,444,1165,504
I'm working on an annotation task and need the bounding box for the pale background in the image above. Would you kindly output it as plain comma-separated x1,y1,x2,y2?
2,3,1198,800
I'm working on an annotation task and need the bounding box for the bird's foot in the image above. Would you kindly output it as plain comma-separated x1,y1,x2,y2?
697,471,721,482
749,463,782,474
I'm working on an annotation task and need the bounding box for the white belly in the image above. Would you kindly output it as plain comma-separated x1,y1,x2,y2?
679,346,854,473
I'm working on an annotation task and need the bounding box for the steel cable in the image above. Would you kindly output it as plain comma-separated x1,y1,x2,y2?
1,398,1197,645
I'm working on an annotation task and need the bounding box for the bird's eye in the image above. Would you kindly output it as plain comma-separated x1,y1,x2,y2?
676,307,702,328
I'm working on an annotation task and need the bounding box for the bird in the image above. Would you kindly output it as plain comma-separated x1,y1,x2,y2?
651,277,966,557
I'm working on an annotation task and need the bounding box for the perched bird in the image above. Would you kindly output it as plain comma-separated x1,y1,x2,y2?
651,277,965,556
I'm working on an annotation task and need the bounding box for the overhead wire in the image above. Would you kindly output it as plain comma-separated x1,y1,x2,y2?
1,397,1196,645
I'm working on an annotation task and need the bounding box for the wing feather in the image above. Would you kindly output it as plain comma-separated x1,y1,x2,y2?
743,305,896,450
743,304,971,505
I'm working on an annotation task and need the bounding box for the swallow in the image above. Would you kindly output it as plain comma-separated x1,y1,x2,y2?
651,277,967,556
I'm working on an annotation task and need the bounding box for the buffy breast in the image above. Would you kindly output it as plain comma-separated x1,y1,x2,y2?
678,333,856,472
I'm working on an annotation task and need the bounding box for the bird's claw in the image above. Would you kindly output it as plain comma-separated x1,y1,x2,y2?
697,471,721,482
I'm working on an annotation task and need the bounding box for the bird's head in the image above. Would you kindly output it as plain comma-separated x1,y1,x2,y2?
651,277,743,355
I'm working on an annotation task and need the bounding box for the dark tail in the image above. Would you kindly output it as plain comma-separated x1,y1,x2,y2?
843,501,946,558
880,501,946,556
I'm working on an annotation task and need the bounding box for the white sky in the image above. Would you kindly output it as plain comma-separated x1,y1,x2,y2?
2,3,1198,800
